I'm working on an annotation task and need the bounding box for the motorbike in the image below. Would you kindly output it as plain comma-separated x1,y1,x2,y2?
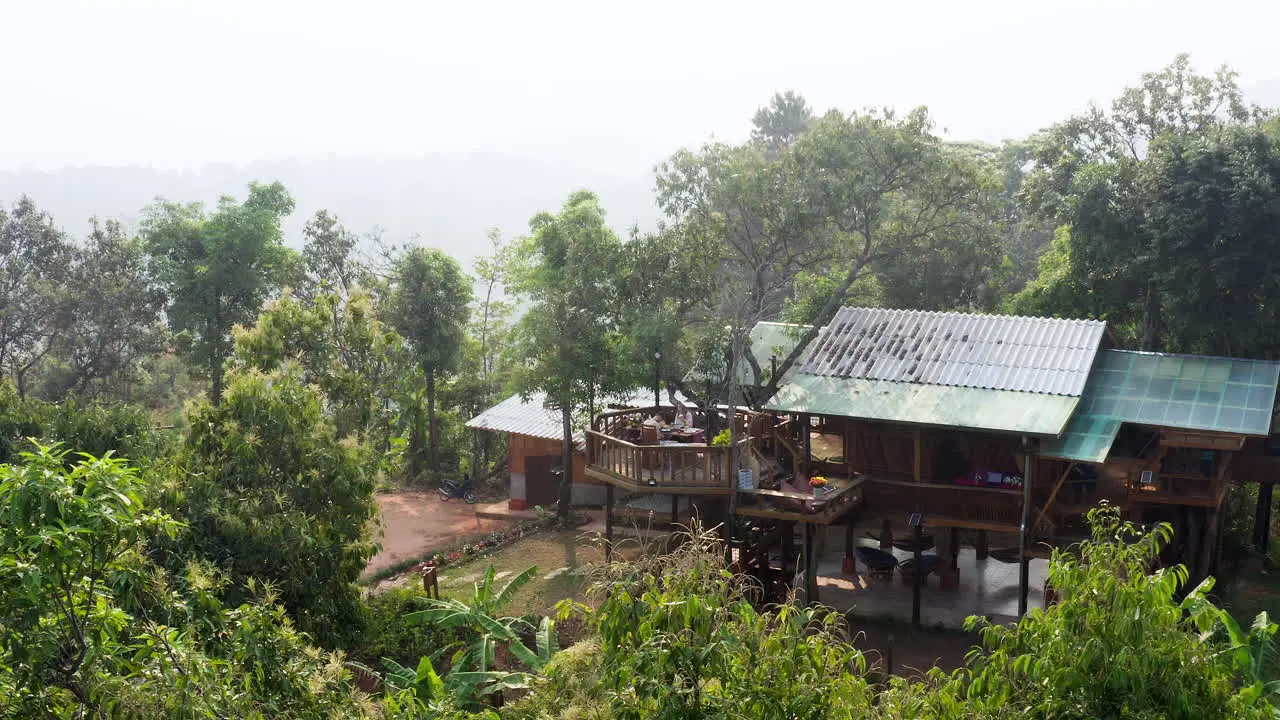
439,475,479,504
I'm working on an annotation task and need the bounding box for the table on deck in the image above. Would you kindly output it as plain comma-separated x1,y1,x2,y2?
737,474,863,523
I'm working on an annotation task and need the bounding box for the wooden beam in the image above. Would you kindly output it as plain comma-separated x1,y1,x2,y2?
604,483,614,562
925,517,1021,534
1032,462,1075,534
1160,430,1246,451
913,427,922,483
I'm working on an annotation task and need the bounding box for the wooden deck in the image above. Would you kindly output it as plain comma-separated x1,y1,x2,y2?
586,407,756,495
737,476,865,525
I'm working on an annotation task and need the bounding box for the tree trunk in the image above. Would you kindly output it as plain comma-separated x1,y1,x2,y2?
557,403,574,524
1141,281,1162,352
210,296,224,405
407,399,425,481
426,371,441,472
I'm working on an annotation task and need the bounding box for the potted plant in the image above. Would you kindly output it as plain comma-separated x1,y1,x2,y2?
809,476,829,497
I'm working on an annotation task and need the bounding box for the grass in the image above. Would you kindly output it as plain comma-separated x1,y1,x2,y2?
434,529,613,617
361,515,560,587
1223,567,1280,682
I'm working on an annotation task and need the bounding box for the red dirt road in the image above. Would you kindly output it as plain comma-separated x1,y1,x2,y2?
364,491,511,578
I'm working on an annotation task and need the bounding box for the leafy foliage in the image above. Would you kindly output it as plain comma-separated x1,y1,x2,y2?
950,505,1268,719
584,525,874,720
0,196,76,397
142,181,302,402
0,446,374,719
506,191,632,521
230,288,406,454
388,247,473,476
350,586,469,672
0,384,168,467
403,566,557,706
168,367,378,647
1014,55,1280,357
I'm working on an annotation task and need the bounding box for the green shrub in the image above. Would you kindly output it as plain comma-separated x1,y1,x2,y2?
0,384,168,467
502,639,610,720
350,587,468,672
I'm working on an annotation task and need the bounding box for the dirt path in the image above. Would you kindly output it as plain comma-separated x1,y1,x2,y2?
364,490,512,578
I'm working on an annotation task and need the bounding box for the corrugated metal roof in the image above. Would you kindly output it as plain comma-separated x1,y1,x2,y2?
799,308,1107,397
763,374,1080,436
466,388,692,442
466,392,567,441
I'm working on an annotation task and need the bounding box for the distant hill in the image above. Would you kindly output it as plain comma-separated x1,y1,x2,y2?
0,152,663,265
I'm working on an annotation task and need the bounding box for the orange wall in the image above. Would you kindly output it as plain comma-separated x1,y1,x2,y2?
510,433,592,483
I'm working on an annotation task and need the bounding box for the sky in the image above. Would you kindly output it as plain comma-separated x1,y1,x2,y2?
3,0,1279,171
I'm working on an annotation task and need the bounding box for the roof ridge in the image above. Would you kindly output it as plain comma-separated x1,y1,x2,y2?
841,306,1107,326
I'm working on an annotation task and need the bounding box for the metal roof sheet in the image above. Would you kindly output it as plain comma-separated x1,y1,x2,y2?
466,388,692,442
799,308,1107,397
763,374,1079,436
466,392,568,442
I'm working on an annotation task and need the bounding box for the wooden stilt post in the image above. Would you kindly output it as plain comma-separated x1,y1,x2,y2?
911,518,923,627
1256,483,1274,554
781,521,795,576
604,484,614,563
1198,507,1220,582
843,518,856,575
802,414,811,474
803,522,818,604
671,494,679,526
975,530,989,559
912,427,922,483
1018,438,1035,617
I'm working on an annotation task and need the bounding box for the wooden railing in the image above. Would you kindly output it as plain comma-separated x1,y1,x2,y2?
586,430,739,491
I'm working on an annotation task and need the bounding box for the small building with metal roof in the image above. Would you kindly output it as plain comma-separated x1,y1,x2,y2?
467,388,690,510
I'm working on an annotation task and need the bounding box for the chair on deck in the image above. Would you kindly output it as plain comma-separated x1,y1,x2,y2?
898,554,942,586
855,546,899,580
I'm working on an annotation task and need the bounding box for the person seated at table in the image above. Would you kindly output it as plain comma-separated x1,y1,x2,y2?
781,473,807,495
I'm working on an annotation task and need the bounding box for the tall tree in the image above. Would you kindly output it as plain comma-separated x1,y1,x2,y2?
1016,55,1260,352
230,288,405,443
387,247,472,476
506,191,630,522
751,90,813,156
141,181,301,403
0,196,75,398
302,209,365,298
42,219,168,400
453,230,516,479
657,102,993,409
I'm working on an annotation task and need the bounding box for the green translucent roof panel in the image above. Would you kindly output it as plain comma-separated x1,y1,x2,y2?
763,375,1079,436
1083,350,1280,436
1040,416,1122,463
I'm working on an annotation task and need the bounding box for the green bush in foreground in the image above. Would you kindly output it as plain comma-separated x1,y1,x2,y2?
0,445,375,719
495,508,1276,720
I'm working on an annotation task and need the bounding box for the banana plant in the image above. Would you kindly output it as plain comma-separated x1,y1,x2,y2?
403,565,559,705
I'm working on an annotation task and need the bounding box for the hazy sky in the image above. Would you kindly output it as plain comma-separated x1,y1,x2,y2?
4,0,1279,171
